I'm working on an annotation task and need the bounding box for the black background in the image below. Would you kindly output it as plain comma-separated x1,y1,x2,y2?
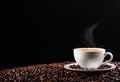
32,0,120,61
7,0,120,69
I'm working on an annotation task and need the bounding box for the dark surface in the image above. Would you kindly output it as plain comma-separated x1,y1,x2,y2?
6,0,120,69
32,0,120,63
0,62,120,81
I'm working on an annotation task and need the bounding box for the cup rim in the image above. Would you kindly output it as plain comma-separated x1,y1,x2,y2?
74,48,105,52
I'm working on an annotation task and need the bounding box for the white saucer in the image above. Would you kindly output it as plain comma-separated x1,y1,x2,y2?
64,63,116,72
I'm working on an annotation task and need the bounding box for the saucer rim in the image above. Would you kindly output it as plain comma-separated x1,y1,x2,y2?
64,63,116,72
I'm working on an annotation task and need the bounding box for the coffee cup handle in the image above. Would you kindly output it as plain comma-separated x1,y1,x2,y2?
102,52,113,64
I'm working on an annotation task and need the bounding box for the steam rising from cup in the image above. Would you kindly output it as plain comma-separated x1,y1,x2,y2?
81,21,102,47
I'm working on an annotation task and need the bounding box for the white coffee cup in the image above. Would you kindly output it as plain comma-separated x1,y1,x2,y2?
74,48,113,69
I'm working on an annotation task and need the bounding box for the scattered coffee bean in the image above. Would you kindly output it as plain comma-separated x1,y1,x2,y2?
69,65,84,69
98,64,111,69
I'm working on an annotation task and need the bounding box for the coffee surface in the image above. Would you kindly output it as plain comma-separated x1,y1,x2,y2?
76,48,101,52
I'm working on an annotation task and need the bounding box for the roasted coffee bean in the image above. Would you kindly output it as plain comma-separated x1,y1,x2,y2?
69,65,84,69
98,64,111,69
0,62,120,81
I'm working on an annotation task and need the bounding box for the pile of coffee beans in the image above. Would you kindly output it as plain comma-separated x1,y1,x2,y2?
0,62,120,82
